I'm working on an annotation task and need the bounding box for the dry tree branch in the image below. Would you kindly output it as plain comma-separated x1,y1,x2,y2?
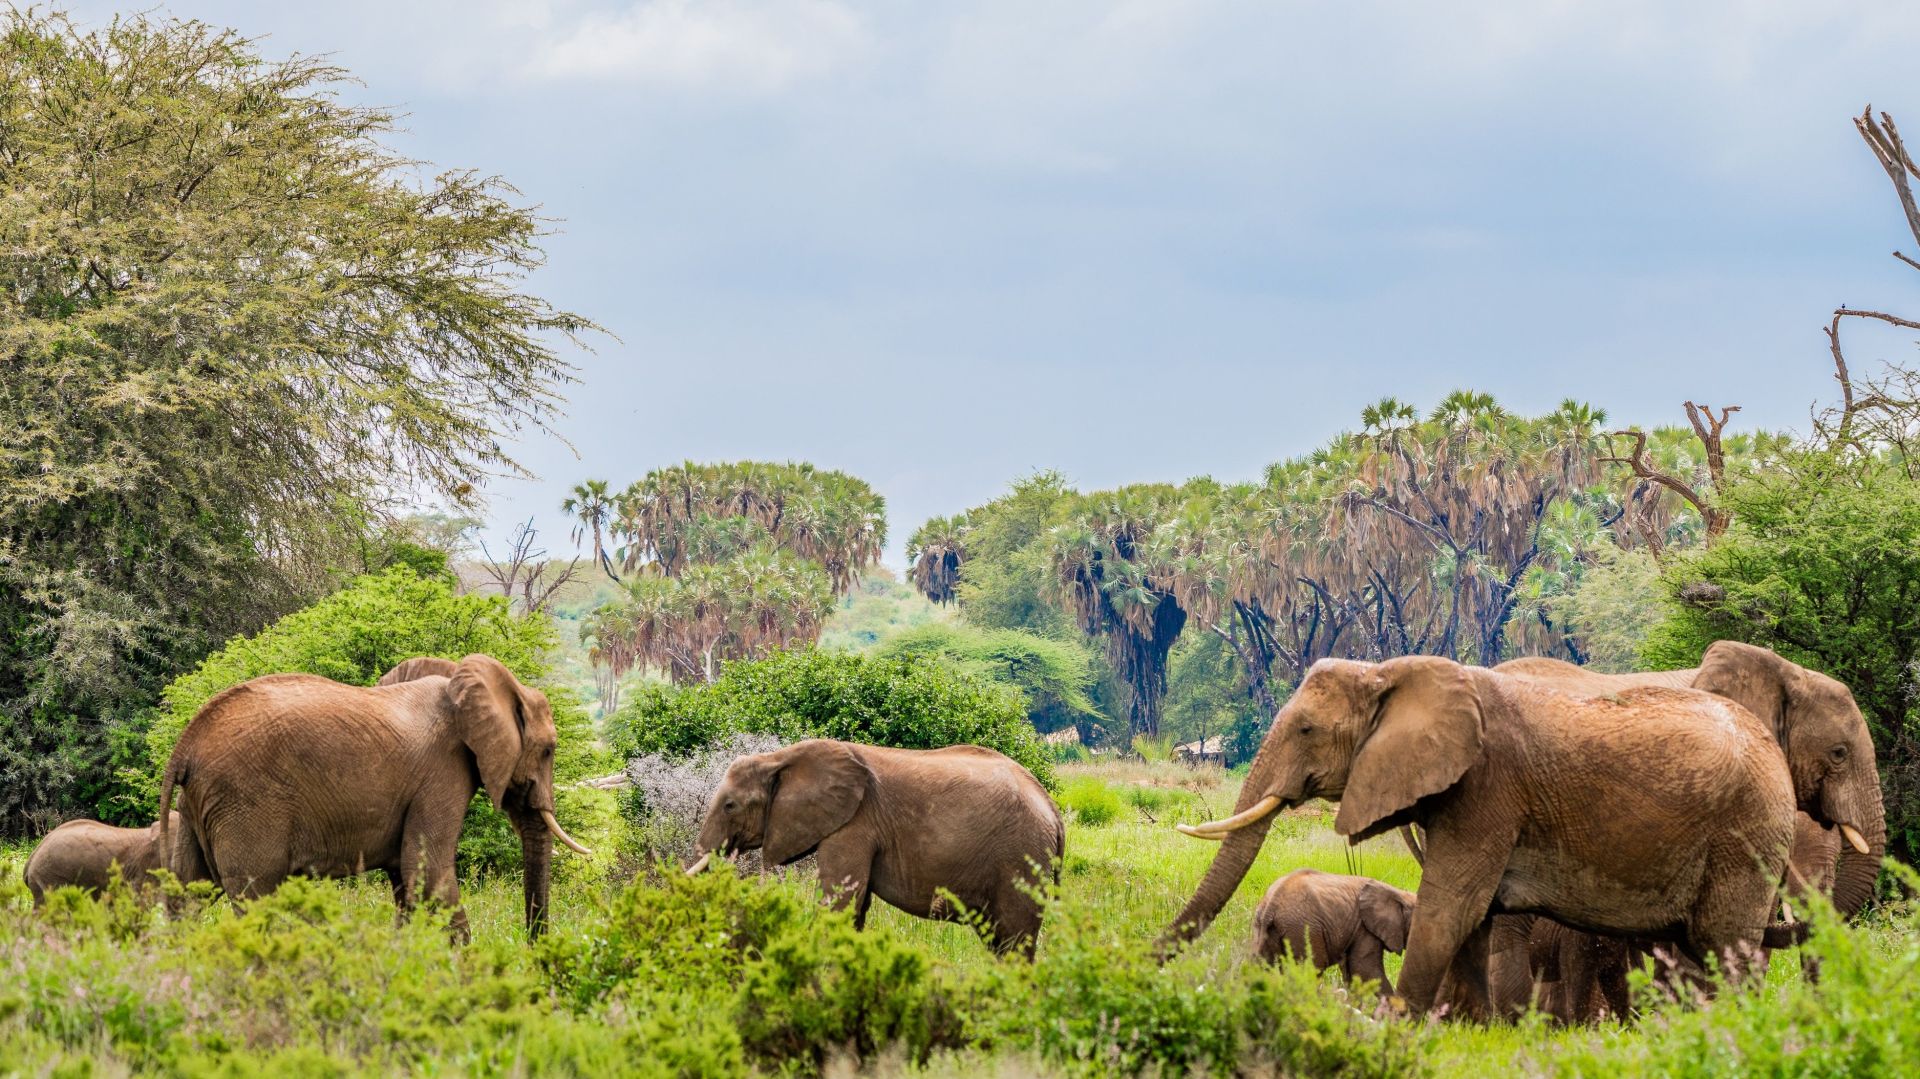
1857,106,1920,258
523,556,582,615
1599,422,1734,539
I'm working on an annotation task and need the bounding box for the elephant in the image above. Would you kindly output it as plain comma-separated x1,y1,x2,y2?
158,653,591,938
688,738,1064,957
24,813,178,903
1251,869,1416,994
1496,641,1884,918
1161,656,1798,1016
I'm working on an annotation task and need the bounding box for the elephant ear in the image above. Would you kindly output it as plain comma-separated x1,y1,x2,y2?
1694,641,1789,743
448,654,526,810
1358,881,1413,953
1334,656,1484,841
378,656,459,686
763,740,872,867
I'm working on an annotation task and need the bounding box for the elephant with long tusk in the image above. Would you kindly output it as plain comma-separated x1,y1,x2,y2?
1160,656,1797,1017
160,653,591,940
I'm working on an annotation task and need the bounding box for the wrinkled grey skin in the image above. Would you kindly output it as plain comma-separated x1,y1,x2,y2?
693,738,1064,957
1252,869,1415,994
160,654,582,939
1497,642,1884,919
24,813,179,903
1161,657,1797,1016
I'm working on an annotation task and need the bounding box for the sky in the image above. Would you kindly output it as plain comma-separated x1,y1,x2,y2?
60,1,1920,566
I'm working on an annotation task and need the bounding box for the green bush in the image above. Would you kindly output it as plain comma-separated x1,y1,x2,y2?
875,622,1103,734
606,648,1055,789
1058,778,1123,826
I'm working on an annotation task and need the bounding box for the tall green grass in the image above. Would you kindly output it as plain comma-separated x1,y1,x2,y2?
2,765,1913,1076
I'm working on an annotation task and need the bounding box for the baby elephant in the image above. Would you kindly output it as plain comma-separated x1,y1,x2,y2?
1252,869,1416,993
25,814,178,903
689,738,1064,957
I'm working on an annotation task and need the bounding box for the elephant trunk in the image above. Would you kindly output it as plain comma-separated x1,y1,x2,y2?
518,813,553,938
1157,813,1276,957
1830,774,1886,918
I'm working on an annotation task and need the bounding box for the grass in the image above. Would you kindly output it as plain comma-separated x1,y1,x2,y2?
3,763,1915,1075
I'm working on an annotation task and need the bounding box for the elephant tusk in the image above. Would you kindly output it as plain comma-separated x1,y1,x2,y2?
1176,824,1226,840
686,851,711,876
1840,823,1871,855
541,809,594,857
1181,795,1282,837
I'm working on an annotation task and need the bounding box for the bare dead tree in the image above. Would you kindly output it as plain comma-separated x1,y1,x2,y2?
1817,108,1920,456
1600,402,1740,546
476,518,582,615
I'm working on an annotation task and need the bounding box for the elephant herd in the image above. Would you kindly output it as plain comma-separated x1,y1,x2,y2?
26,654,594,938
1167,641,1883,1020
20,639,1884,1024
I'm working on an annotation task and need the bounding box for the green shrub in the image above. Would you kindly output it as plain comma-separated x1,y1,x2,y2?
606,648,1054,789
1059,778,1123,827
875,622,1104,734
1051,742,1091,764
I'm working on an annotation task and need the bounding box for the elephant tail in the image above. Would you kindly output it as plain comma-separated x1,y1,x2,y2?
157,756,183,865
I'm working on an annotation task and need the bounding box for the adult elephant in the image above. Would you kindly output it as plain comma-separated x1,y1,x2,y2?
1160,656,1797,1015
1496,641,1884,917
158,653,591,938
688,738,1064,957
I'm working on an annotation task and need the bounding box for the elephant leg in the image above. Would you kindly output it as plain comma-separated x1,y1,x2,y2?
1487,914,1537,1019
989,879,1045,960
1346,933,1391,996
398,813,465,941
813,834,874,928
1395,825,1512,1016
1595,938,1633,1021
1559,931,1599,1024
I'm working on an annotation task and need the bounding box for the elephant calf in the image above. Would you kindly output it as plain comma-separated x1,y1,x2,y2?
25,814,177,903
689,738,1065,957
1252,869,1415,994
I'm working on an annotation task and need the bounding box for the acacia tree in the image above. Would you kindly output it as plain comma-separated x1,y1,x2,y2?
0,12,592,833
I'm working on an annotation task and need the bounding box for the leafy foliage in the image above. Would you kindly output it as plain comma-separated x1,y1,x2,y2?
606,648,1055,789
876,622,1102,736
1647,453,1920,863
0,11,590,837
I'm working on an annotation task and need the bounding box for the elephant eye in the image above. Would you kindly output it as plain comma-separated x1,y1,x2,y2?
1829,745,1849,763
725,799,738,812
1298,725,1313,736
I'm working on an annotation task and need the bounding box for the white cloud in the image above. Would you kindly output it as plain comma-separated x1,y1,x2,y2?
522,0,870,92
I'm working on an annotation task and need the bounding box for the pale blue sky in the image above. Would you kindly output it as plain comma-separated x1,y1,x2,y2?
60,2,1920,564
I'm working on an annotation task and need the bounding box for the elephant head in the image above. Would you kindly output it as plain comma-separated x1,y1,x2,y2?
444,653,591,935
1692,641,1884,916
1161,656,1481,948
688,740,873,872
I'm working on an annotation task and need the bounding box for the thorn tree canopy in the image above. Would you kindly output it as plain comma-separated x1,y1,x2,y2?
0,11,595,834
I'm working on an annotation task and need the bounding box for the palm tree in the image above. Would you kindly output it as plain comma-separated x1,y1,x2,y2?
561,479,620,582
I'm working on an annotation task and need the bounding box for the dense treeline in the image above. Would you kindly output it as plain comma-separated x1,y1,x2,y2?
0,11,592,836
908,400,1771,747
